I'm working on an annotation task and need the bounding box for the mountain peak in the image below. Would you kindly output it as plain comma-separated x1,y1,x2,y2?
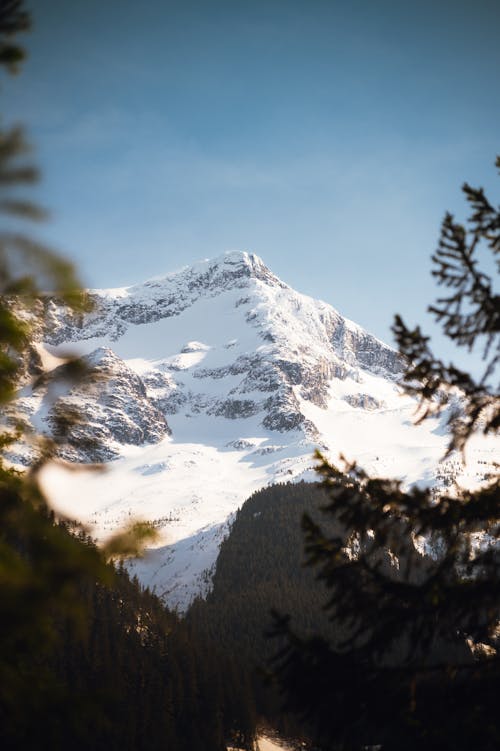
214,250,274,278
91,250,280,302
211,249,261,266
171,249,282,291
32,249,497,612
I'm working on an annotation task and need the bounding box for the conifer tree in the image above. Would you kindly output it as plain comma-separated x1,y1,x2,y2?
0,4,157,742
270,158,500,751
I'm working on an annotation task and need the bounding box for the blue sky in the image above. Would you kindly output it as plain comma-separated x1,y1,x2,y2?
4,0,499,362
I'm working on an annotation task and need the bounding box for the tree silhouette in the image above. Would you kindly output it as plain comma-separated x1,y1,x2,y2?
270,158,500,751
0,2,156,732
0,1,30,72
394,157,499,456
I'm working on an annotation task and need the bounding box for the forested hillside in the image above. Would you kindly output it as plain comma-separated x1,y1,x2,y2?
2,474,334,749
188,481,337,740
1,502,256,751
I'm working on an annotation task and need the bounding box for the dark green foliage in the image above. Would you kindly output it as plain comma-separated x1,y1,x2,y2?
0,467,112,745
270,457,500,749
189,482,336,665
270,160,500,750
393,156,500,455
1,497,255,751
0,1,85,415
0,0,30,72
188,481,338,743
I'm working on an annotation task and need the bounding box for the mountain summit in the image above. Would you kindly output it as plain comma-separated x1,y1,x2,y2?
21,251,492,610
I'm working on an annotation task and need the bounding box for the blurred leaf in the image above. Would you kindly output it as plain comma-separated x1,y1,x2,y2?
0,199,47,220
103,521,160,560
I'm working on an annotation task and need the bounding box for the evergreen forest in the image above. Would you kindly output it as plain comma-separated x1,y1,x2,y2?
1,494,259,751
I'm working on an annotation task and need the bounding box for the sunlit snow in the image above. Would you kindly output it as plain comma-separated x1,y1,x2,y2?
35,251,497,611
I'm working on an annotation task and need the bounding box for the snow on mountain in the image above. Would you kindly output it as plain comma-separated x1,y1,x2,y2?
27,250,496,611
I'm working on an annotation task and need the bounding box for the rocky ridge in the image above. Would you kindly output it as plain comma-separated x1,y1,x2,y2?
38,251,405,451
17,251,496,611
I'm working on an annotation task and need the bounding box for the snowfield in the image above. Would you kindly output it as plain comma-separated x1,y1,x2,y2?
24,251,495,611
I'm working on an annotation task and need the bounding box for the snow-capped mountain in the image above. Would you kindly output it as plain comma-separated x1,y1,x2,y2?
19,251,495,611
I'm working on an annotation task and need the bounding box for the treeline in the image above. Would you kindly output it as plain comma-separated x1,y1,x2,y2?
1,504,256,751
3,476,401,749
188,481,337,742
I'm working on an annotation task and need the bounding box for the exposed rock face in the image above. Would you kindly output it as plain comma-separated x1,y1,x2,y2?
329,315,403,374
43,253,287,345
142,370,187,415
29,347,170,462
21,251,454,612
343,393,386,411
35,252,404,447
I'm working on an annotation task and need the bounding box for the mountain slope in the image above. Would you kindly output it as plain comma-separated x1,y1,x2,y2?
21,251,495,610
